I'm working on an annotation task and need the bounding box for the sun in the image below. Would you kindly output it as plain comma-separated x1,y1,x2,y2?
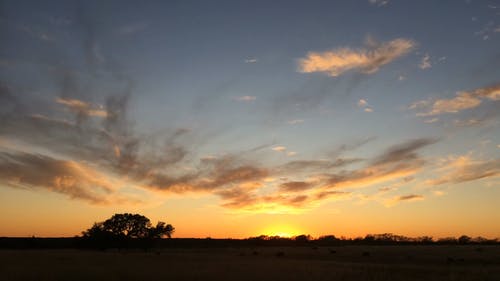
262,225,301,238
271,232,293,238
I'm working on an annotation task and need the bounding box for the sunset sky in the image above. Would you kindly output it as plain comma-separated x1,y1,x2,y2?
0,0,499,239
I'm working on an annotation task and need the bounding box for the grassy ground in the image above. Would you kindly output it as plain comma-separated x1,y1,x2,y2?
1,245,499,281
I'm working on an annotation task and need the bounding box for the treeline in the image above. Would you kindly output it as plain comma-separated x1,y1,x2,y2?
246,233,499,246
0,234,498,250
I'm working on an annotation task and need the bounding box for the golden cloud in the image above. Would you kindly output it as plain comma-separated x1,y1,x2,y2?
298,38,414,77
410,84,500,116
56,97,108,117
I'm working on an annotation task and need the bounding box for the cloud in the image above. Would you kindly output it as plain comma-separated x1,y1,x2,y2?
424,118,439,124
1,88,439,213
1,72,439,212
198,164,269,190
280,158,361,173
148,155,269,192
244,58,258,63
357,99,373,112
232,96,256,102
419,54,432,69
427,92,481,114
371,138,437,166
433,190,445,196
427,155,500,185
0,75,191,203
272,146,287,152
279,181,315,192
357,99,368,107
320,139,436,191
231,190,351,211
0,151,117,204
410,84,500,116
453,117,490,127
475,21,498,41
287,119,304,125
396,194,424,201
369,0,389,6
297,38,414,77
314,191,350,200
286,151,297,157
145,139,434,211
0,7,195,206
56,97,108,118
329,136,376,158
382,194,424,207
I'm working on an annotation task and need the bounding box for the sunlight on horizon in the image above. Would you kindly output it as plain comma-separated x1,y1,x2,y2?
262,225,303,238
0,0,499,239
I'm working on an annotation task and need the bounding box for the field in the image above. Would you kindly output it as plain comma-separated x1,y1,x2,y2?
1,245,499,281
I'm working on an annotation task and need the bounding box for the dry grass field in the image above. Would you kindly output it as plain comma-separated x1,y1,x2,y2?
1,245,499,281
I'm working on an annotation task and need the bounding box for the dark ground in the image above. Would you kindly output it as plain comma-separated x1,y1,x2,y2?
1,245,499,281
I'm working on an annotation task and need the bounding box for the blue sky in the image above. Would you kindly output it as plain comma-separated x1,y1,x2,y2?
0,0,499,238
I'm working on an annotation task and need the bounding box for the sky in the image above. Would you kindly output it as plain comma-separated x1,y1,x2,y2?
0,0,499,239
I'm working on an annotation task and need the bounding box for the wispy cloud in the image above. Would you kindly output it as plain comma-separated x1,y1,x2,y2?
383,194,424,207
0,151,118,204
232,96,257,102
396,194,424,201
56,97,108,118
272,146,287,152
321,139,436,191
244,58,258,63
453,118,487,127
433,190,445,196
419,54,432,69
409,84,500,116
357,99,373,112
357,99,368,107
279,181,315,192
424,118,439,124
369,0,389,6
475,21,498,40
287,119,304,125
143,139,435,211
297,38,414,77
1,77,439,212
427,155,500,185
0,88,438,212
279,158,360,173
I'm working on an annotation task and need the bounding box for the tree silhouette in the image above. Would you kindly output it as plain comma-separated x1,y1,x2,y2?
82,213,174,248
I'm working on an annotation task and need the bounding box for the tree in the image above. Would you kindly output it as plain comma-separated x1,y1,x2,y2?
82,213,174,240
458,235,471,244
149,221,175,238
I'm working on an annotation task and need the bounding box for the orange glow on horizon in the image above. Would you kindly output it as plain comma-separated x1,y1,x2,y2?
261,224,303,238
